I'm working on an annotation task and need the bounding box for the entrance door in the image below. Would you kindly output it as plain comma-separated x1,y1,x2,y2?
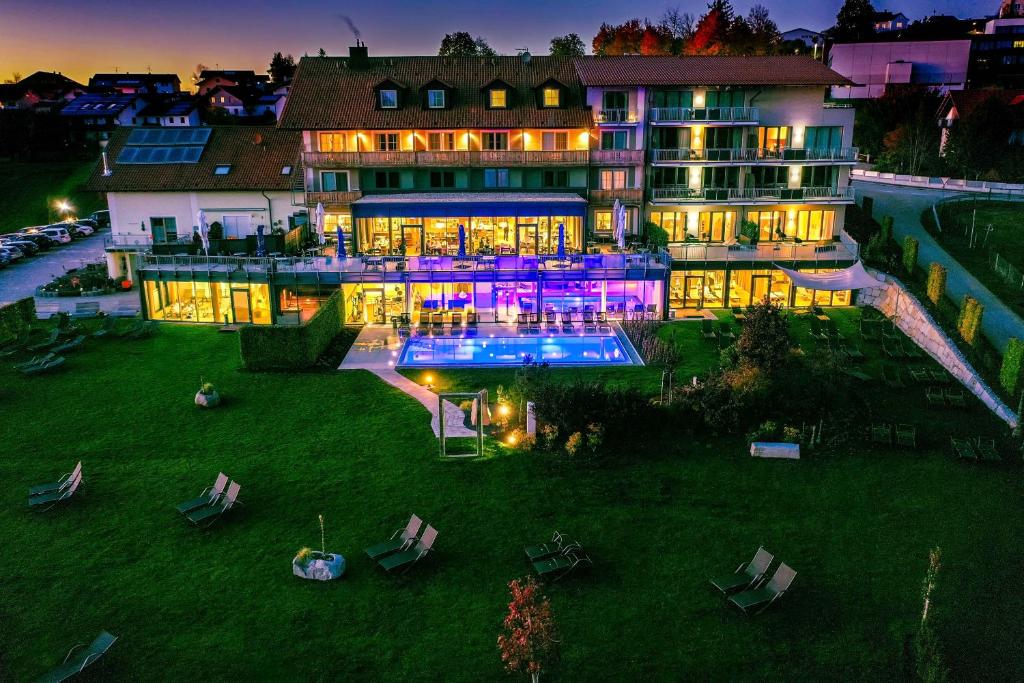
683,275,704,308
402,225,422,256
232,289,251,323
751,275,771,305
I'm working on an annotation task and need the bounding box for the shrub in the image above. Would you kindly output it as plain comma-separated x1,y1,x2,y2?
646,222,669,249
957,295,984,346
926,263,947,306
1000,338,1024,398
239,289,345,371
0,297,35,344
902,236,919,275
735,300,791,374
863,216,903,272
620,319,680,366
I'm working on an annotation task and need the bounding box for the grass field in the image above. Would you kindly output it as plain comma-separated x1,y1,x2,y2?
0,160,104,233
0,317,1021,681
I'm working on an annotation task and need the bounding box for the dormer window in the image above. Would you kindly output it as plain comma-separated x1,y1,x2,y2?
379,89,398,109
213,164,231,175
543,87,560,108
427,89,445,109
489,89,507,109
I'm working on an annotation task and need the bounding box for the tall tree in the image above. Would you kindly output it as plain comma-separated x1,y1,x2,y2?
661,7,696,42
745,4,780,54
438,32,496,57
550,33,586,57
592,19,673,56
475,36,497,57
944,96,1024,181
834,0,876,41
268,52,296,83
874,86,942,176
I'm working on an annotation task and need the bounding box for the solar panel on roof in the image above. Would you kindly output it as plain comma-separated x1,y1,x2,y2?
118,126,210,164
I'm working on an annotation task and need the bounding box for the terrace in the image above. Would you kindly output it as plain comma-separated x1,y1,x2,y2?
649,147,859,164
649,106,759,124
303,150,591,168
650,186,856,203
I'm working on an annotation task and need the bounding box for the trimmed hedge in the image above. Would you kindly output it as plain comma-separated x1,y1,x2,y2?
957,295,984,347
926,263,947,306
902,236,919,275
0,297,36,345
239,290,345,371
999,338,1024,398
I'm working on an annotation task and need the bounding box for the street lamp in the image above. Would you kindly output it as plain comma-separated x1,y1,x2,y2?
55,199,73,221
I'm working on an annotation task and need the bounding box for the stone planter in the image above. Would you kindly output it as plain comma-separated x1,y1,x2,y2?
195,390,221,408
293,551,346,581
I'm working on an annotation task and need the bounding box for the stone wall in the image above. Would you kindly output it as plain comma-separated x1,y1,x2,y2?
858,269,1018,428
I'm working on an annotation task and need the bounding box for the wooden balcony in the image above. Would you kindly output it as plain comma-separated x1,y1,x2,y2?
590,149,644,165
305,190,363,208
590,188,644,205
303,149,590,168
475,150,590,166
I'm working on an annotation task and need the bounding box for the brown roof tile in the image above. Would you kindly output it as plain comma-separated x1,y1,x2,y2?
573,55,854,87
278,55,591,130
86,126,301,193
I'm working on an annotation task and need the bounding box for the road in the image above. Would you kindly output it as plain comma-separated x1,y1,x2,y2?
852,180,1024,352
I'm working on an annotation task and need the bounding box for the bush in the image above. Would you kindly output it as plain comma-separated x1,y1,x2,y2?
957,295,984,346
620,319,680,366
863,216,903,272
902,236,919,275
735,300,791,374
239,289,345,371
999,338,1024,398
646,222,669,249
0,297,36,344
926,263,947,306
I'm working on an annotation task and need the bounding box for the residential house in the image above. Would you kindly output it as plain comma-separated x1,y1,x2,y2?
88,73,181,95
828,39,973,98
195,70,270,96
135,96,201,127
873,11,912,33
60,93,148,141
206,85,283,120
937,88,1024,153
781,28,824,49
0,71,84,110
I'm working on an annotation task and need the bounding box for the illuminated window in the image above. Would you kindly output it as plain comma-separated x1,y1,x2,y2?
543,87,560,107
599,169,627,189
318,132,345,152
379,89,398,108
594,210,612,232
427,89,446,108
375,132,398,151
1014,40,1024,48
489,89,507,108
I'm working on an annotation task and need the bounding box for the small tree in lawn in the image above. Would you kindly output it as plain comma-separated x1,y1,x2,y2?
735,298,791,375
902,236,919,276
926,263,946,306
498,576,558,683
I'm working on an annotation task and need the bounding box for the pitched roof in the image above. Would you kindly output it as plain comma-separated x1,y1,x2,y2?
944,89,1024,118
60,93,140,117
279,55,590,130
137,96,198,118
85,126,300,192
572,55,854,87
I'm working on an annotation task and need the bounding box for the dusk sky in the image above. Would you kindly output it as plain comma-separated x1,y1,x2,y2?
0,0,987,85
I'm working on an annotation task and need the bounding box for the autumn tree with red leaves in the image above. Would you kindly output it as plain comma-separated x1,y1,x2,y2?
497,577,558,683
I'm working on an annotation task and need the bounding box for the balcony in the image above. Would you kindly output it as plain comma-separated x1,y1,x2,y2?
590,188,644,205
305,190,363,208
649,107,759,124
649,185,855,203
595,109,640,124
303,150,590,168
666,240,858,263
476,150,590,166
591,149,644,165
650,147,859,164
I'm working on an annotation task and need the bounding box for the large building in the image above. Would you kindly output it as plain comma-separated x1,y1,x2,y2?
828,39,973,98
94,48,859,325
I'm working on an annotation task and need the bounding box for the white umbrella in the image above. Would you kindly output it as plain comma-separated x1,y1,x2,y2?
613,200,626,251
197,209,210,254
315,202,326,246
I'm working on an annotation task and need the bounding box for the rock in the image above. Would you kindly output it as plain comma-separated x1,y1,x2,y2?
195,390,221,408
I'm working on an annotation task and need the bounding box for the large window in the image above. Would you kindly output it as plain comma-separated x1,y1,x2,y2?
804,126,842,151
594,210,613,233
150,217,177,242
375,171,401,189
649,211,687,242
602,91,627,110
379,89,398,109
704,127,740,149
599,169,627,189
749,167,789,187
747,210,786,241
758,126,790,152
318,132,345,152
651,127,690,150
789,209,835,241
429,171,456,188
376,133,398,151
601,130,628,150
541,131,569,151
697,211,735,242
484,168,509,188
652,167,687,187
320,171,349,192
427,89,446,108
542,87,561,107
801,166,838,188
488,89,507,109
542,170,569,187
427,132,455,150
704,90,744,107
703,167,739,188
651,90,693,108
482,131,508,150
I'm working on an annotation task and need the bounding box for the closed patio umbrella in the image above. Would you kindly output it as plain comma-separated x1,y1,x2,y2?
197,210,210,255
557,223,566,259
458,224,467,257
255,224,267,257
614,202,627,251
315,202,326,246
337,226,346,257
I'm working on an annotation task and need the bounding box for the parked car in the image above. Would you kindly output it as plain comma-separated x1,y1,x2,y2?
67,223,95,237
39,227,72,244
13,232,54,250
0,237,39,256
0,245,24,261
0,252,9,268
89,210,110,229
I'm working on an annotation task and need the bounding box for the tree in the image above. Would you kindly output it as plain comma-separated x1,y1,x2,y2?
833,0,876,41
688,1,734,55
190,63,208,87
592,19,645,55
438,32,495,57
661,7,696,43
735,299,791,374
497,576,558,683
872,86,942,175
317,48,327,57
745,5,780,54
944,95,1024,182
268,52,296,83
549,33,586,57
475,36,497,57
4,72,23,84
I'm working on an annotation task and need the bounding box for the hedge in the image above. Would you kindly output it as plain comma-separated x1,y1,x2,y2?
926,263,947,306
999,338,1024,398
957,295,983,347
238,289,345,371
902,236,919,275
0,297,36,345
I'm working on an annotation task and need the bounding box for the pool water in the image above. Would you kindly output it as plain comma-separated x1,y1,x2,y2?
398,334,634,367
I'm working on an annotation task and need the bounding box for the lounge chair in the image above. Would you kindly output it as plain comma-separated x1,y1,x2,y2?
27,328,59,352
524,531,579,563
732,306,746,322
365,514,424,560
718,322,736,343
882,366,905,389
51,335,85,355
175,472,229,515
583,311,597,333
900,338,923,359
37,631,117,683
29,470,82,510
431,313,444,330
842,368,873,382
930,370,950,385
945,388,967,407
450,312,463,331
417,312,430,331
926,387,946,407
870,422,892,445
728,562,797,615
809,318,827,341
895,423,917,448
125,320,157,340
185,481,241,527
560,312,575,333
29,461,82,497
377,524,437,574
516,313,528,332
467,311,478,327
17,354,66,375
533,549,592,581
92,315,118,337
909,367,931,384
859,320,881,341
701,319,717,341
841,344,865,361
72,302,101,320
528,314,541,334
0,330,31,357
882,337,905,359
111,304,138,318
709,547,774,595
975,438,1001,462
597,312,611,332
951,437,978,461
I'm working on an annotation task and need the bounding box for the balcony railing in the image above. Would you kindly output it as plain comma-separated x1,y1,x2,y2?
590,188,644,205
650,147,859,163
650,185,855,202
591,149,644,164
596,109,639,124
666,240,858,263
304,190,363,207
303,149,590,168
649,107,759,123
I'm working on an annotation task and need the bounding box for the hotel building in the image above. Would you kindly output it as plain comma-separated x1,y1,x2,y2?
94,47,859,325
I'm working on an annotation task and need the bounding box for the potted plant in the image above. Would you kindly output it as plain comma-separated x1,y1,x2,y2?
292,515,345,581
195,379,220,408
738,220,760,246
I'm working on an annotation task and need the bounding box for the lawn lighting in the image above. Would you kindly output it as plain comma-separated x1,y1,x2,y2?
498,404,510,417
506,433,517,446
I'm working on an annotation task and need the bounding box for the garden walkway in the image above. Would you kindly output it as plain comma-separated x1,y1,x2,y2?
338,326,475,438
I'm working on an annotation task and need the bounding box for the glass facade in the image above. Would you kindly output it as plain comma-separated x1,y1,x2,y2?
354,215,583,255
669,267,851,311
144,281,271,324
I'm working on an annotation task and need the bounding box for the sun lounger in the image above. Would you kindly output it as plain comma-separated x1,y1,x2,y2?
27,328,59,352
111,304,138,318
870,423,892,445
533,549,592,581
37,631,117,683
17,355,66,375
467,311,478,327
528,314,541,333
842,368,873,382
944,388,967,407
709,547,774,595
975,438,1001,462
895,423,917,448
450,312,462,331
732,306,746,322
51,335,85,355
175,473,229,515
926,386,946,407
431,313,444,330
417,312,430,331
909,367,931,384
92,316,118,337
185,481,241,527
718,322,736,343
951,437,977,461
560,312,575,333
882,366,905,389
859,320,881,341
365,514,424,560
524,531,579,563
841,344,865,361
930,370,950,385
378,524,437,574
882,337,905,359
0,330,31,357
728,562,797,615
701,319,717,341
583,311,597,333
29,470,82,510
29,461,82,497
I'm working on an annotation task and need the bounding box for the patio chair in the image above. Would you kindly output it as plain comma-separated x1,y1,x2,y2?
728,562,797,615
125,321,157,340
930,370,951,385
517,313,528,333
17,354,66,375
597,312,612,332
377,524,437,574
945,388,967,408
450,312,463,331
841,344,865,361
859,320,881,342
51,335,85,355
925,387,946,407
27,328,59,352
895,423,917,448
29,461,82,497
583,311,597,333
431,313,444,330
533,549,592,581
72,302,101,320
417,312,430,331
92,315,118,337
709,546,774,595
0,329,31,357
718,322,736,343
909,367,931,384
975,438,1001,462
29,470,82,510
185,481,241,527
524,531,580,563
808,318,827,341
900,338,923,360
701,319,717,342
842,368,873,382
365,514,424,560
870,422,892,445
951,436,978,461
175,472,229,515
882,337,905,359
731,306,746,323
37,631,117,683
560,312,575,333
881,323,900,340
881,366,905,389
525,314,540,334
466,311,478,327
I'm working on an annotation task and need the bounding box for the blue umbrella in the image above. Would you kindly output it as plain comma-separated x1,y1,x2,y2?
255,224,266,257
337,226,345,257
557,223,566,259
457,224,466,257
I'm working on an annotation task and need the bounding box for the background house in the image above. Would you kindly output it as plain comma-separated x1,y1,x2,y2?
88,73,181,95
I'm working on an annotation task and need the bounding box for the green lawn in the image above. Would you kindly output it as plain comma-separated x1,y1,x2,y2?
0,160,104,232
928,199,1024,317
0,318,1021,680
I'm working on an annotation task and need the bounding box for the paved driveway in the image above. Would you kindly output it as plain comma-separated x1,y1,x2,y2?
853,180,1024,352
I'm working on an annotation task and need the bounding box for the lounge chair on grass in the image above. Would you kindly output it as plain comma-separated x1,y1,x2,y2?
870,423,892,445
29,461,82,498
728,562,797,615
29,470,82,510
900,339,923,360
365,514,423,560
175,472,229,515
560,312,575,333
930,370,951,385
926,387,946,407
377,524,437,574
51,335,85,355
709,547,774,595
976,438,1001,462
718,323,736,343
544,311,558,332
583,311,597,333
841,344,865,361
185,481,241,527
28,328,59,352
524,531,579,563
37,631,117,683
701,319,717,342
92,315,118,337
951,437,977,461
945,388,967,407
882,366,905,389
533,549,592,581
17,354,66,375
909,367,931,384
895,424,917,448
842,368,873,382
597,312,611,332
0,330,31,357
449,312,462,331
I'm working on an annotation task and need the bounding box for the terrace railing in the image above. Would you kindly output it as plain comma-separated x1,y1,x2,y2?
666,240,858,263
650,185,855,202
650,147,859,163
649,107,759,123
590,149,645,164
595,109,639,124
303,149,590,168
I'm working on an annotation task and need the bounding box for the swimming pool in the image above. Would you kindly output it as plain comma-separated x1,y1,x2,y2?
398,333,636,367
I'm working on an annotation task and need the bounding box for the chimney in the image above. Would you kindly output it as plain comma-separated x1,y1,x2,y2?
101,150,112,177
349,41,368,66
